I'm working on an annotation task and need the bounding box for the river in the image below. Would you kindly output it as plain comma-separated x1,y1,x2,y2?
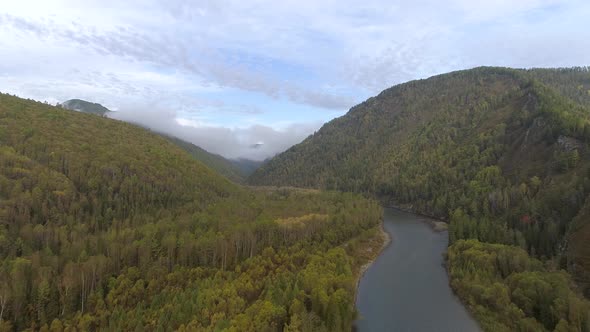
355,208,481,332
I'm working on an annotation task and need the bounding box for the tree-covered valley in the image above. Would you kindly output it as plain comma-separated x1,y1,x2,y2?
250,67,590,331
0,93,384,331
3,0,590,330
3,66,590,332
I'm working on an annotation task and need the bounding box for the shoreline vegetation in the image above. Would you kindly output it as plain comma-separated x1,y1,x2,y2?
356,222,391,282
355,206,483,331
366,206,590,332
448,239,590,331
384,203,449,232
351,219,391,317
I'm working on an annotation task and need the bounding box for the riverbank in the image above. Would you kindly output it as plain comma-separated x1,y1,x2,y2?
384,203,448,232
354,208,482,331
351,222,391,306
358,223,391,276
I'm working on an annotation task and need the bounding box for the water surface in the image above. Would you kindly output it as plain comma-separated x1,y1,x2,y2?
355,208,481,332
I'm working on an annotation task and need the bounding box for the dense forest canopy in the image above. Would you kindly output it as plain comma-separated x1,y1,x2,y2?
58,98,253,184
249,67,590,329
0,93,383,331
448,240,589,332
161,135,250,184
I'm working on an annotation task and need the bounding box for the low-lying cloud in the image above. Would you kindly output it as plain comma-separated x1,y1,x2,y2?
108,107,321,160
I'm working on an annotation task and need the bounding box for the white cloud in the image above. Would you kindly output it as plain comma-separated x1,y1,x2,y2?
109,107,321,160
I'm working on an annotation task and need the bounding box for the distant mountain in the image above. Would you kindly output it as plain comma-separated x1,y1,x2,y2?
250,66,590,300
61,98,111,116
231,157,265,177
163,135,250,183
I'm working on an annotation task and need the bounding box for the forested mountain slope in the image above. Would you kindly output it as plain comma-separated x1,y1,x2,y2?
58,97,252,183
249,67,590,329
163,135,249,183
0,93,383,331
231,158,265,177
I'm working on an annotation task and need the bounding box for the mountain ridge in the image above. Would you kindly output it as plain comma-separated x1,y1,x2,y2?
249,66,590,297
58,98,261,182
161,135,261,183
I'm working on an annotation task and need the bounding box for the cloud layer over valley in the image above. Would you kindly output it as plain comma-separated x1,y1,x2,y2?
108,107,320,160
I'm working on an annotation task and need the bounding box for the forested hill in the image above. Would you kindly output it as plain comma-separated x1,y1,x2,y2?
249,67,590,295
0,93,384,331
231,158,266,177
58,98,252,183
162,135,249,183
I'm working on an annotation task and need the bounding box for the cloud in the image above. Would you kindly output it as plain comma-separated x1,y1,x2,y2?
0,12,354,110
108,106,320,160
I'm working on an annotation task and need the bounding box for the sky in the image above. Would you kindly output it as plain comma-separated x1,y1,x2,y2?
1,0,589,160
